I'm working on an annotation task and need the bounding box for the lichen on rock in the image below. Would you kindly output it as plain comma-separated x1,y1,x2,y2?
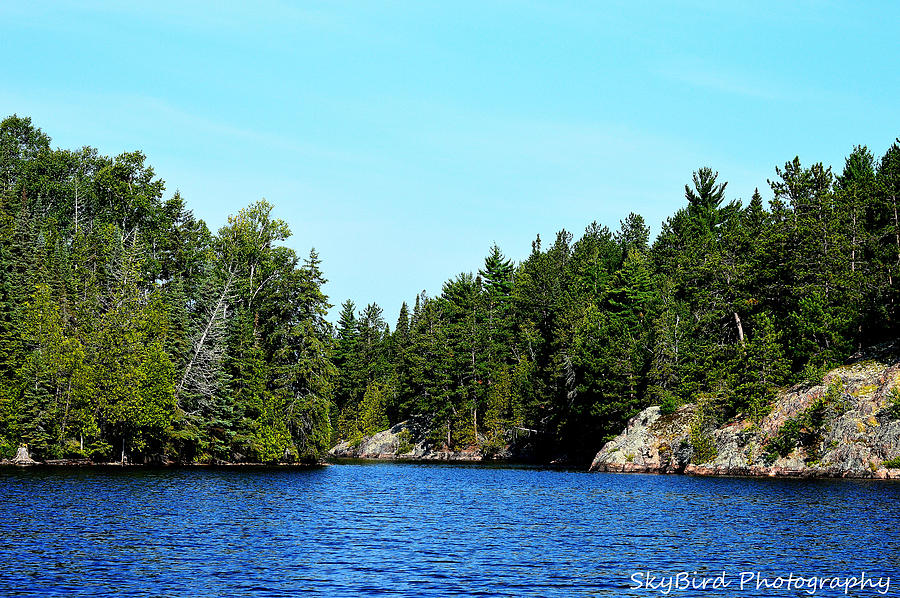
328,417,500,462
591,348,900,479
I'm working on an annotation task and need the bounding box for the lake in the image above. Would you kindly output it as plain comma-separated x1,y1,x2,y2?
0,463,898,597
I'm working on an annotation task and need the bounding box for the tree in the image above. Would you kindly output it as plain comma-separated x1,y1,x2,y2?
684,167,731,233
730,312,790,421
357,380,390,437
615,212,650,258
0,115,51,196
833,146,877,345
89,287,176,463
478,244,515,366
873,141,900,335
769,157,848,369
0,115,341,464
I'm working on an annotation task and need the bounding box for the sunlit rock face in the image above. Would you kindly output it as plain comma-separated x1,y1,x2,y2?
328,418,502,462
591,346,900,479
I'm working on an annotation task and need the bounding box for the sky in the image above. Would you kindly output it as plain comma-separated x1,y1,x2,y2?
1,1,898,322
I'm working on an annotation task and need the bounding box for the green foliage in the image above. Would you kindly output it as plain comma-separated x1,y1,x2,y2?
0,116,335,464
764,417,804,463
882,456,900,469
886,388,900,419
763,380,845,464
0,436,14,460
658,392,680,416
328,140,900,465
395,428,414,455
357,380,390,437
482,364,525,454
5,114,898,468
720,312,789,422
799,360,830,387
688,427,718,465
688,400,719,464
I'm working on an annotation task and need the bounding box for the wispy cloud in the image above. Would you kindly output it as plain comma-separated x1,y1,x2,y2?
657,57,787,102
0,88,380,169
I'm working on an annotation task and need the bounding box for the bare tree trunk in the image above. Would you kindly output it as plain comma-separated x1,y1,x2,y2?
176,273,233,402
734,312,745,345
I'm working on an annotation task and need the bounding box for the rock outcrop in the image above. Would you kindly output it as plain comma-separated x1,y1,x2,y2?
591,346,900,479
10,445,38,466
328,417,517,461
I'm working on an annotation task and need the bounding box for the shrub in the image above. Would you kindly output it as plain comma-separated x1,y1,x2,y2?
0,437,15,460
85,439,113,462
659,391,679,416
764,417,803,463
747,390,774,423
763,381,845,464
358,381,390,437
687,395,720,465
689,420,718,464
887,388,900,420
799,360,829,387
396,428,414,455
882,456,900,469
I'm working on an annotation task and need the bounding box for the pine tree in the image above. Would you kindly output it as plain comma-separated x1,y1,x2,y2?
770,157,848,369
874,141,900,334
391,301,414,421
478,244,515,367
357,380,390,437
834,146,877,345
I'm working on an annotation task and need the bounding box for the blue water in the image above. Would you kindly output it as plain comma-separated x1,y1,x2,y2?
0,463,898,597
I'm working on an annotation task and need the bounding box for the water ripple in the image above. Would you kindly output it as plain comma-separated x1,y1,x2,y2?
0,465,898,596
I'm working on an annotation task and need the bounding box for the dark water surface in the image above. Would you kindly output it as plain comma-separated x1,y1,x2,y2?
1,463,898,597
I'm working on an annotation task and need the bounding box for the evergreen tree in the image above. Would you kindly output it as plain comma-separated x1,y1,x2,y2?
478,244,515,366
873,141,900,334
5,113,900,467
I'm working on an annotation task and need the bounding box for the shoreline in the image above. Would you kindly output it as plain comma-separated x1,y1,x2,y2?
4,456,900,480
592,461,900,480
0,459,327,469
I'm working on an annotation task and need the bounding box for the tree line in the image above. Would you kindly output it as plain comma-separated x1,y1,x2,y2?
333,140,900,463
0,115,333,463
3,114,899,465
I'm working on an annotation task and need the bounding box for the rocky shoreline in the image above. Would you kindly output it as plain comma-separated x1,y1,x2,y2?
328,417,518,462
8,349,900,480
329,349,900,479
595,459,900,479
590,348,900,480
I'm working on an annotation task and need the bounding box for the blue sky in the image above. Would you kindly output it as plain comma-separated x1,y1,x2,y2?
2,1,898,322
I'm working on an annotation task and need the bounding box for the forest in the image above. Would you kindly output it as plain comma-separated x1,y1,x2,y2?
0,115,333,463
333,137,900,463
2,114,899,465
